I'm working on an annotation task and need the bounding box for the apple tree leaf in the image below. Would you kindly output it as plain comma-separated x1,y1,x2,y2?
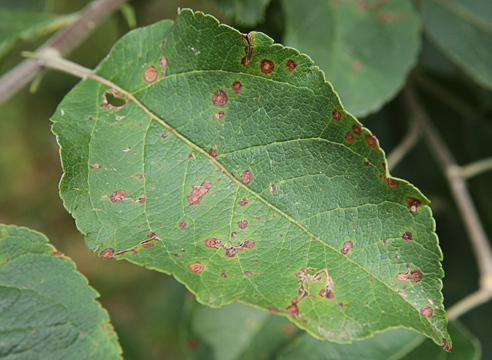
51,9,449,348
0,224,122,359
282,0,421,117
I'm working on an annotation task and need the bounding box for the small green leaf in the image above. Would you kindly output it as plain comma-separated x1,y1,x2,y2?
0,224,122,359
52,9,449,347
282,0,421,116
0,10,75,59
422,0,492,90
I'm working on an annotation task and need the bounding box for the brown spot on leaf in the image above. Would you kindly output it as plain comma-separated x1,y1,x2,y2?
352,60,362,70
286,59,297,71
383,239,388,244
260,59,274,74
244,270,253,276
90,164,101,169
212,89,228,106
319,288,335,299
283,323,295,334
159,55,168,77
332,109,342,121
385,177,399,187
231,232,236,238
52,251,63,257
232,81,242,94
100,248,114,260
241,169,253,183
338,303,344,308
241,239,255,248
345,131,355,143
238,198,248,206
137,195,146,204
270,183,275,193
110,190,127,203
286,303,299,317
406,197,422,213
364,160,369,166
188,262,204,274
179,220,187,229
204,238,221,248
214,111,225,119
402,231,413,241
187,180,212,205
443,340,451,352
161,131,168,138
142,243,154,248
410,270,423,283
420,305,433,318
352,125,362,136
267,307,280,314
220,269,227,278
365,135,377,148
225,249,236,258
340,240,354,255
237,220,249,229
209,147,217,158
144,65,158,83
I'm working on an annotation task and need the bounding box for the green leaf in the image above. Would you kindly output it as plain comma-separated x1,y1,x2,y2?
51,9,449,348
282,0,421,117
185,301,299,360
278,320,478,360
212,0,271,26
0,224,122,359
187,302,479,360
0,9,75,59
422,0,492,90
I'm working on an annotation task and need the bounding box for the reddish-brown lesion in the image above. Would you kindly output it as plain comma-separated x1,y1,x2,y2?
187,180,212,205
286,268,335,317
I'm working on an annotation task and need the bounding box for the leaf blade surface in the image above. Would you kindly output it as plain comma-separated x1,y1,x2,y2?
0,224,122,360
52,9,449,347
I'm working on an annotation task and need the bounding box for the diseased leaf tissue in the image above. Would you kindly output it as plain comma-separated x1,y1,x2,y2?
52,9,450,349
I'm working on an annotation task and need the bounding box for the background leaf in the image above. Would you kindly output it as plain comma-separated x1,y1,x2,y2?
51,9,449,347
282,0,421,117
0,224,122,359
211,0,271,25
184,301,479,360
422,0,492,90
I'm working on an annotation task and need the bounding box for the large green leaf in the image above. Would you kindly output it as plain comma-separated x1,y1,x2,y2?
0,10,75,59
422,0,492,90
0,225,122,359
282,0,421,117
51,9,449,348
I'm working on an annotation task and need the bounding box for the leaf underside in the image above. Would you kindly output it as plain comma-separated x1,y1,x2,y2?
51,9,450,348
0,225,122,360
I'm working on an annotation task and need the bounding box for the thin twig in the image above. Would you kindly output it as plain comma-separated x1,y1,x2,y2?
402,86,492,318
0,0,127,105
387,118,420,171
447,288,491,320
460,157,492,179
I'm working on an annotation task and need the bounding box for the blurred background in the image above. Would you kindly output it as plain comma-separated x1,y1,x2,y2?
1,0,491,359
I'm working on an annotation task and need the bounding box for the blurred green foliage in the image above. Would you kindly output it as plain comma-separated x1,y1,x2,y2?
1,0,491,359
